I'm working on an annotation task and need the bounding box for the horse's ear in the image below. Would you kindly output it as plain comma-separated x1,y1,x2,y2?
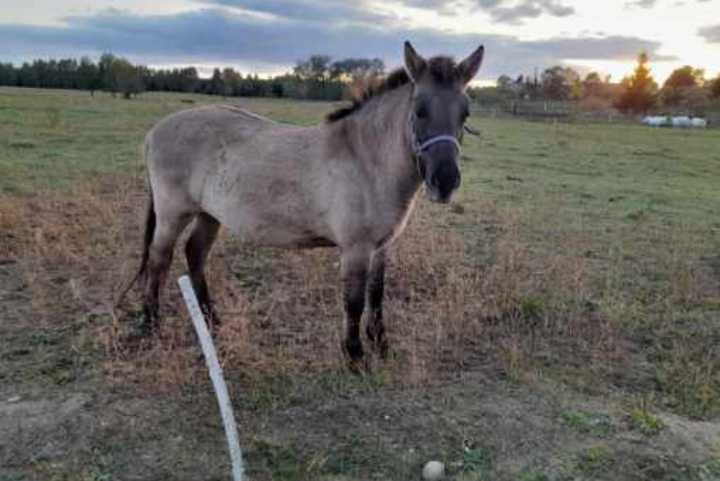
404,41,427,82
457,45,484,86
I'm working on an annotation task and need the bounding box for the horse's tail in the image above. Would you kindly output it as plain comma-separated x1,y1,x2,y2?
115,186,156,308
138,191,156,282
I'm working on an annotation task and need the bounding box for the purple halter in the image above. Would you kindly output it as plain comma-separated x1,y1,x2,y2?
416,135,462,155
409,112,462,160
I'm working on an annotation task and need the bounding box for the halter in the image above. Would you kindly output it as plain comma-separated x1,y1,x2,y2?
416,135,462,154
409,112,463,176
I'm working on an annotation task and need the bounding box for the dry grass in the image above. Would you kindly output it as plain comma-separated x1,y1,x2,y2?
0,183,625,390
4,176,718,420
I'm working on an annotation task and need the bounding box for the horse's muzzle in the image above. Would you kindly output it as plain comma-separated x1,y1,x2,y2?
424,148,461,203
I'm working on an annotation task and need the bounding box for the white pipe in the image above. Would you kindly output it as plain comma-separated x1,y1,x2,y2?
178,275,246,481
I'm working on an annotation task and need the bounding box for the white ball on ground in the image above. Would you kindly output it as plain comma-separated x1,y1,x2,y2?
422,460,445,481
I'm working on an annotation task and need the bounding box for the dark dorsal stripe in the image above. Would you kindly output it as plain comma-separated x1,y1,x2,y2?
326,56,459,123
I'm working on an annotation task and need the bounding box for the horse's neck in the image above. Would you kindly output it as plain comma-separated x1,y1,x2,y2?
344,85,421,206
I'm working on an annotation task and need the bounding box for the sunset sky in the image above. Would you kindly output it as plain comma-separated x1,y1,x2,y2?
1,0,719,84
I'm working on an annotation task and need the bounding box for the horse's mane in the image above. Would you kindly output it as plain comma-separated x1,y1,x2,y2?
326,56,459,123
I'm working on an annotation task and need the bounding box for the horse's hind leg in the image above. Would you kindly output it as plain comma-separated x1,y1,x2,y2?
366,250,388,358
185,212,221,326
142,210,191,330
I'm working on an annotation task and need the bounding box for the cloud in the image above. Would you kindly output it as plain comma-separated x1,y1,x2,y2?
368,0,574,24
0,8,674,80
489,2,543,23
533,35,675,61
698,24,720,43
628,0,709,7
194,0,394,24
397,0,467,16
471,0,575,24
625,0,657,8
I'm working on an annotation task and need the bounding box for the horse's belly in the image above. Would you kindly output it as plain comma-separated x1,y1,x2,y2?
203,168,334,248
222,213,336,249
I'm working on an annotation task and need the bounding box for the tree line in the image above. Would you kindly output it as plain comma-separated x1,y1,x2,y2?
480,54,720,115
2,51,719,115
0,53,385,101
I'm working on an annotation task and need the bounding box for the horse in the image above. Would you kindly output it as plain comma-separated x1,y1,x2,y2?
128,41,484,369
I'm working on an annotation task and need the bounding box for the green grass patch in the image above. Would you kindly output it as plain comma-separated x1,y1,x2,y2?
629,408,666,435
561,411,614,436
573,444,613,475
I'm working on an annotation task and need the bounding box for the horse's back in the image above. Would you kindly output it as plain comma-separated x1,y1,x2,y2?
146,104,275,157
144,105,273,213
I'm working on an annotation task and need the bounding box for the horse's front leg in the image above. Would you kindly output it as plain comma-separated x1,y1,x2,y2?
340,245,372,370
367,250,389,358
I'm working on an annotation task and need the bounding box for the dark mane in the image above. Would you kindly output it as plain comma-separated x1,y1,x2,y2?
326,56,459,123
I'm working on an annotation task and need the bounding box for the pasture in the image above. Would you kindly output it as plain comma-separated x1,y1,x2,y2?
2,86,720,481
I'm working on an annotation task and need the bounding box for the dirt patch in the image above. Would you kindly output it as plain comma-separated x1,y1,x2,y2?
0,394,92,464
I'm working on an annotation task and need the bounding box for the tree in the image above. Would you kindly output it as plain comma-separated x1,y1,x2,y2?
291,55,345,100
56,58,78,89
615,52,658,114
329,58,384,81
98,53,116,93
662,65,704,106
77,57,100,95
108,57,145,98
541,66,580,100
17,62,38,87
209,68,225,96
222,68,242,96
711,75,720,99
582,72,603,98
294,55,331,81
496,74,514,91
664,65,704,90
0,63,17,86
520,73,541,100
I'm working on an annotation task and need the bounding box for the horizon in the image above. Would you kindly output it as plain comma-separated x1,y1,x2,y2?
1,0,719,85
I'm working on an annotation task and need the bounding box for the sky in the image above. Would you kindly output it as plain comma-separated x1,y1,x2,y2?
1,0,719,84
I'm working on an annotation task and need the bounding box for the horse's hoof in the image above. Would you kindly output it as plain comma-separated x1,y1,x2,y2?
366,332,389,360
203,305,221,331
137,317,159,338
118,326,155,351
346,358,367,375
343,339,366,374
375,339,389,360
366,324,388,359
205,318,221,336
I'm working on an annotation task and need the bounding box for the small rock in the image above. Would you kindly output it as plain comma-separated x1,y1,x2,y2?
422,461,445,481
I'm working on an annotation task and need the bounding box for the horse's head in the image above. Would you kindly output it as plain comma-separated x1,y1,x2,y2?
404,41,484,203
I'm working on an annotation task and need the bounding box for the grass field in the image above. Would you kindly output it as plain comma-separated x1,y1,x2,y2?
2,86,720,481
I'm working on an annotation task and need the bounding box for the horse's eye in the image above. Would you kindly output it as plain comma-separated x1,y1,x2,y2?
416,104,429,119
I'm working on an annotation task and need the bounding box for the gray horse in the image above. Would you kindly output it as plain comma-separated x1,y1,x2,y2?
131,41,484,368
